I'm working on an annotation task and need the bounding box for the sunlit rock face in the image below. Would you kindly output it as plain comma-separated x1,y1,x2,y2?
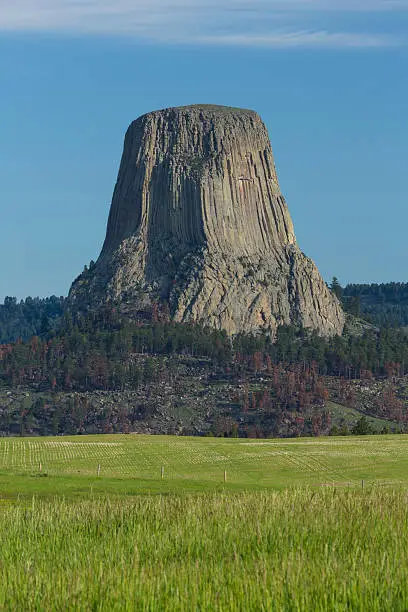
68,104,344,336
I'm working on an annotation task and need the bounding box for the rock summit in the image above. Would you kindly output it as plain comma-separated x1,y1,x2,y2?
69,104,344,336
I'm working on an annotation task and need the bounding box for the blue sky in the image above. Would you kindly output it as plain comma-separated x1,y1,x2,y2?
0,1,407,301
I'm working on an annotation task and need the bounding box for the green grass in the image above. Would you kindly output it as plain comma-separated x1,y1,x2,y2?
1,434,408,609
1,489,408,610
0,433,408,497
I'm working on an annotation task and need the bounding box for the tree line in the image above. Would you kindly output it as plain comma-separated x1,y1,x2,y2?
1,306,408,393
0,296,65,343
332,279,408,327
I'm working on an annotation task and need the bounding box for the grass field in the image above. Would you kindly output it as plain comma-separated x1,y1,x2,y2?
1,434,408,610
0,433,408,497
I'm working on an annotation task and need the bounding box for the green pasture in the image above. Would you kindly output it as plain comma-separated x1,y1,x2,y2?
1,434,408,610
0,433,408,498
1,489,408,610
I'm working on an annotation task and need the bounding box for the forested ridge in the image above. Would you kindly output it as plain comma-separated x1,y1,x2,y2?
2,312,408,390
0,296,65,344
341,281,408,327
1,301,408,438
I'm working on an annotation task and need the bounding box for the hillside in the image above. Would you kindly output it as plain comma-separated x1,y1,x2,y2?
0,310,407,437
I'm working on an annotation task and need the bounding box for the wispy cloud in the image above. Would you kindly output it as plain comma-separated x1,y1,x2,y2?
194,31,397,49
0,0,406,48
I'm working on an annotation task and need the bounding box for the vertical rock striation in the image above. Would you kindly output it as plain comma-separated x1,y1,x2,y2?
68,104,344,336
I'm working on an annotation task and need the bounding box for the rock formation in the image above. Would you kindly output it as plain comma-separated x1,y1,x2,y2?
68,104,344,336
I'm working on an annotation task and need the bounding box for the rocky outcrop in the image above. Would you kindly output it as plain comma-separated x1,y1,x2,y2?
68,104,344,336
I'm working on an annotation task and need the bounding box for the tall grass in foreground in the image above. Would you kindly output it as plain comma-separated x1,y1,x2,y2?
1,489,407,611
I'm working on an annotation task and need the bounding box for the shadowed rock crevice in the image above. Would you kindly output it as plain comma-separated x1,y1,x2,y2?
68,104,344,336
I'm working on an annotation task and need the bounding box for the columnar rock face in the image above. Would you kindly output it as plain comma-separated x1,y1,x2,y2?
68,104,344,336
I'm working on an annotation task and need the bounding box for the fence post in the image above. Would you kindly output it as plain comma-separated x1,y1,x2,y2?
161,466,164,480
224,470,227,483
39,461,42,472
97,464,101,477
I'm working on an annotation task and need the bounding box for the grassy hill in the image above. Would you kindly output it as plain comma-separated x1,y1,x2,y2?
326,401,399,433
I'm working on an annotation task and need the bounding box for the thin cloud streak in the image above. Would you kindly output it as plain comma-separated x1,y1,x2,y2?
193,31,398,49
0,0,406,48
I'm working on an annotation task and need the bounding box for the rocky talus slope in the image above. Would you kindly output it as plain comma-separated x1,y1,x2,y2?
69,104,344,336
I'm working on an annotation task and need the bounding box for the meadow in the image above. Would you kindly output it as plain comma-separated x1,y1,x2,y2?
1,434,408,610
1,433,408,495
